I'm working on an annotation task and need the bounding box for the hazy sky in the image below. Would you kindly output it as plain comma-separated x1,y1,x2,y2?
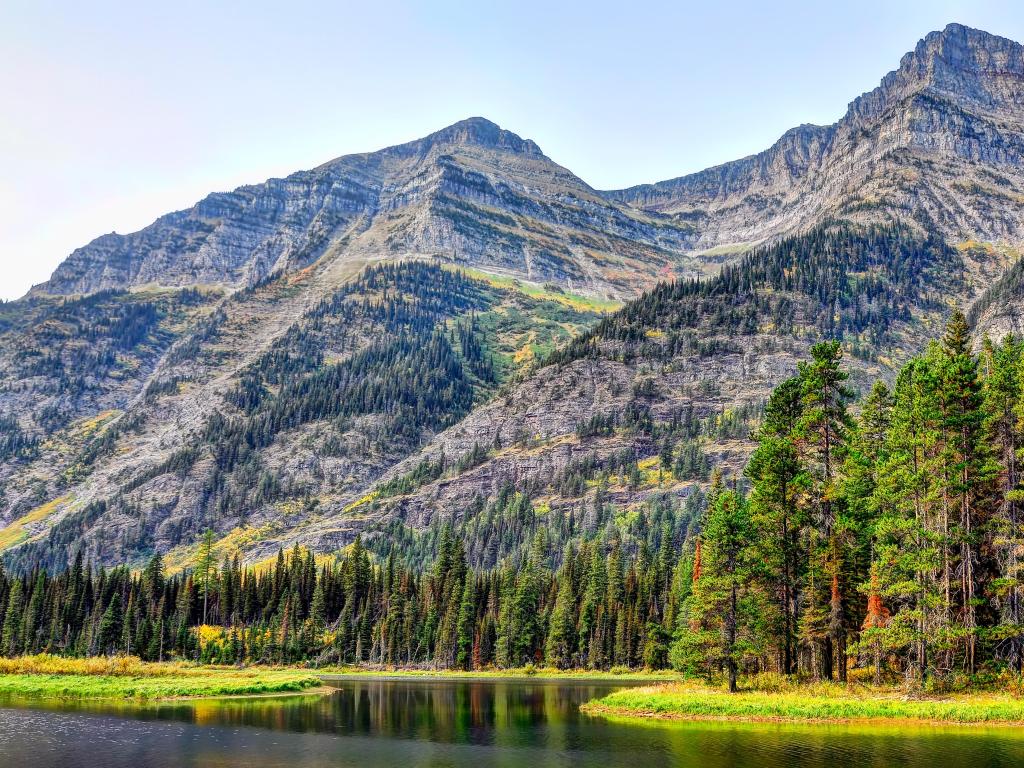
2,1,1023,299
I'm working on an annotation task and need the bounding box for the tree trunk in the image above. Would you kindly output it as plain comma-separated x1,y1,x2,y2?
727,582,738,693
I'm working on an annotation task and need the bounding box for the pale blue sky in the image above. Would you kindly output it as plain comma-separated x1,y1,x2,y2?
2,0,1023,299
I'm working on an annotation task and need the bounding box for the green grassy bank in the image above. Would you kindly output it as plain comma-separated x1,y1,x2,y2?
0,655,321,700
581,680,1024,725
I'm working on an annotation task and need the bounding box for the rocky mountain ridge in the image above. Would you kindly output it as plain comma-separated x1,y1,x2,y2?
39,118,698,301
607,23,1024,254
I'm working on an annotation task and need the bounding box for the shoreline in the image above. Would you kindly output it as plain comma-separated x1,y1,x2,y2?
580,702,1024,728
580,683,1024,728
318,668,677,684
0,656,322,702
0,657,670,703
162,684,338,702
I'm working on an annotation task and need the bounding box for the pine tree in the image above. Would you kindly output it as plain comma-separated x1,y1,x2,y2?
671,488,761,691
455,576,476,670
97,596,123,655
546,567,576,669
747,376,807,674
938,311,995,673
984,335,1024,671
1,579,24,656
197,528,216,626
798,340,853,679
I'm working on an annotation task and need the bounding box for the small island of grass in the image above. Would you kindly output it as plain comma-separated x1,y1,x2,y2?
581,677,1024,726
0,654,322,701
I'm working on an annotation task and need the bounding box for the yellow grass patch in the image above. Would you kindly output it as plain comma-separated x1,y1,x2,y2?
0,495,72,551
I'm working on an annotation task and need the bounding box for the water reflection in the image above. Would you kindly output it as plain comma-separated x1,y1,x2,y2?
1,678,1024,768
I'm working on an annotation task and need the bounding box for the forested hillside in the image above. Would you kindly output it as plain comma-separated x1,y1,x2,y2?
342,223,981,571
5,315,1023,685
0,262,605,570
4,23,1024,590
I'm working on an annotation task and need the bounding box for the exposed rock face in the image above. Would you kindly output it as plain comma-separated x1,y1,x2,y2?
38,118,698,301
299,343,812,560
607,24,1024,253
37,26,1024,303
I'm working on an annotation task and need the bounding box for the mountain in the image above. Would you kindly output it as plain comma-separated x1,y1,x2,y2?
38,117,699,301
608,24,1024,255
4,24,1024,572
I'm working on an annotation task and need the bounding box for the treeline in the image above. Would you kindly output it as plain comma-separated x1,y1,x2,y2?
0,526,684,670
678,313,1024,690
9,310,1024,685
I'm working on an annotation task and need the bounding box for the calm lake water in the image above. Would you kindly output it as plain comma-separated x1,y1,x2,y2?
1,677,1023,768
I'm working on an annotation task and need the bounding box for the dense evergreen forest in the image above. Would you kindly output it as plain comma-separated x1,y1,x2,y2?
547,223,960,365
3,310,1024,689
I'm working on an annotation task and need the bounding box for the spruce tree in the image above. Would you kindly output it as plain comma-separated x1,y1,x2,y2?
938,311,995,673
1,580,24,656
671,488,761,691
545,567,576,669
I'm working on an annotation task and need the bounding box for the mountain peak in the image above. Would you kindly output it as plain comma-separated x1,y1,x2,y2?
909,23,1024,80
849,24,1024,121
385,117,546,159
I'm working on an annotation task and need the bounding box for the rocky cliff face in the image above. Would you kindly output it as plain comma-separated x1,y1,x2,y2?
39,118,698,301
607,24,1024,254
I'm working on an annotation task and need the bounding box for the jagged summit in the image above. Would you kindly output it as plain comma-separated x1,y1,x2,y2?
312,117,546,173
396,116,545,157
847,23,1024,124
607,24,1024,254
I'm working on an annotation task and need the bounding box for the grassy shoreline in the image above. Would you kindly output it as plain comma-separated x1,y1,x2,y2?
581,682,1024,726
0,656,675,702
318,666,680,683
0,655,321,701
16,656,1020,726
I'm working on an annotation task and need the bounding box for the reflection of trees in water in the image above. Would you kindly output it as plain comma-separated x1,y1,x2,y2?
64,680,615,745
21,684,1022,768
271,681,614,744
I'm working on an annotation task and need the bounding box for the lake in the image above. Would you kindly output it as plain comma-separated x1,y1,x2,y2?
1,677,1023,767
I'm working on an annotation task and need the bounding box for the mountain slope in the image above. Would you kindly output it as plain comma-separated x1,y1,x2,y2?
39,118,698,300
0,262,609,570
608,24,1024,255
330,223,973,565
6,24,1024,571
